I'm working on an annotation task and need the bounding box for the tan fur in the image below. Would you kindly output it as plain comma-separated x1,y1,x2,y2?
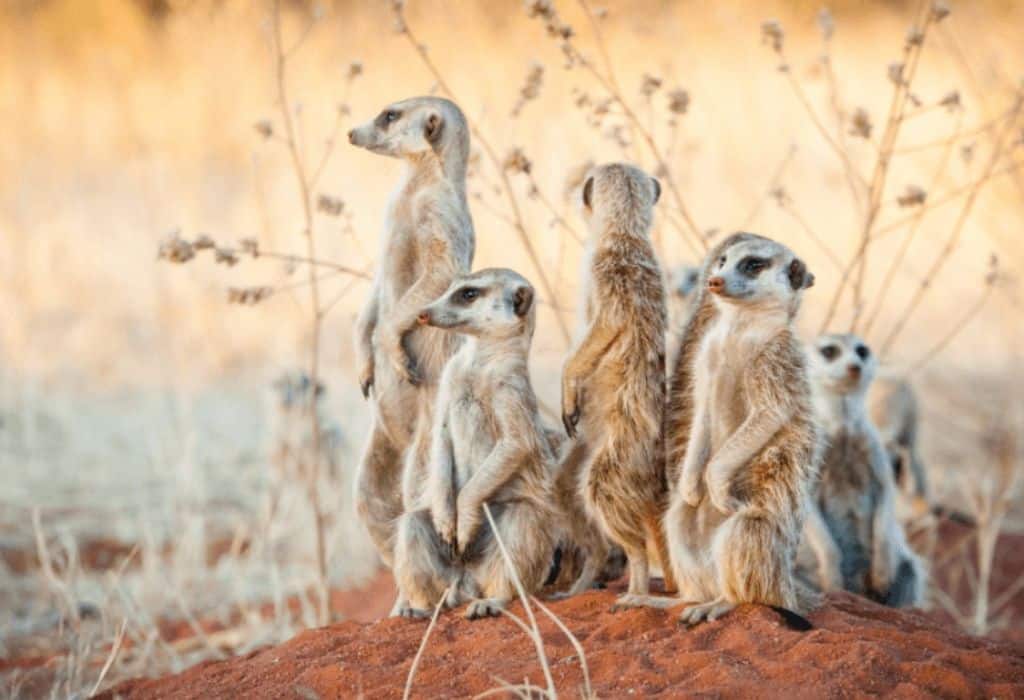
391,269,561,619
559,162,676,602
804,333,927,608
666,264,700,372
348,97,475,567
867,374,929,511
655,233,820,623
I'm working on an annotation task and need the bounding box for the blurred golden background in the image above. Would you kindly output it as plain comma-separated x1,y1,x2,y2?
1,1,1022,695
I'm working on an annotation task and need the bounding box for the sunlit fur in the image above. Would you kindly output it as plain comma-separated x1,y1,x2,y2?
349,96,475,569
392,268,561,619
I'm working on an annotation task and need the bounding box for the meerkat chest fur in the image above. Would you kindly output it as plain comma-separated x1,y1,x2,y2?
816,396,883,511
696,305,788,448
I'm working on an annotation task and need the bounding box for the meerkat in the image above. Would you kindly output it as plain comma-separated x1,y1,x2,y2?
804,333,927,608
391,268,561,619
630,233,819,628
867,374,930,513
348,97,475,567
559,162,676,603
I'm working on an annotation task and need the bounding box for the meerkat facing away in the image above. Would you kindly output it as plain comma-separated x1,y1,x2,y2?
633,233,819,627
559,162,676,603
804,333,927,608
867,374,930,514
392,268,561,619
348,97,475,567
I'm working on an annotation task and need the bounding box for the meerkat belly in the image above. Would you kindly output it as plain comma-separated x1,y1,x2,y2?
707,354,750,450
449,390,498,491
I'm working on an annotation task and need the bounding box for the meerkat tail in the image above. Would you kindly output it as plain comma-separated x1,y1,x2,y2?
644,512,677,594
768,606,814,631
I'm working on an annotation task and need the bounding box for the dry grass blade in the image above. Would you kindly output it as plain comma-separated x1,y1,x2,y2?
531,596,592,699
482,502,557,698
89,620,128,697
402,584,453,700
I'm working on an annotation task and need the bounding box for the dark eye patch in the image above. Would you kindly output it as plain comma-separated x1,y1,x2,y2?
820,345,840,361
855,345,870,360
375,109,401,129
738,256,770,277
453,286,482,305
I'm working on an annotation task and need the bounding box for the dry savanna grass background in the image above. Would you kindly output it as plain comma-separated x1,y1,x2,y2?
1,0,1023,696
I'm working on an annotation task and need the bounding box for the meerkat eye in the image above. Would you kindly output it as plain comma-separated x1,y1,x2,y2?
738,256,769,277
385,110,399,123
377,109,401,128
820,345,840,361
855,345,871,360
456,287,480,303
718,255,726,267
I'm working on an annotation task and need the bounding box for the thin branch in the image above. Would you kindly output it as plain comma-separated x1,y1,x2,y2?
402,584,452,700
880,90,1023,354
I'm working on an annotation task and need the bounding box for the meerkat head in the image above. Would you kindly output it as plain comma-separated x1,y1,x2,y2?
705,234,814,317
271,371,324,412
671,264,701,300
416,268,535,342
348,96,469,166
809,333,877,397
578,162,661,237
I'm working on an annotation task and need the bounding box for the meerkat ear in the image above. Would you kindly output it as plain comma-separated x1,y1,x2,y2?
512,285,534,318
651,177,662,204
582,176,594,209
424,111,444,144
788,258,814,290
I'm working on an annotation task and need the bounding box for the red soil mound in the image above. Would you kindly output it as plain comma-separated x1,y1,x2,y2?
100,587,1023,699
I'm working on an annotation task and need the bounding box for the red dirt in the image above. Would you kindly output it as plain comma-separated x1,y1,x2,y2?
100,585,1024,700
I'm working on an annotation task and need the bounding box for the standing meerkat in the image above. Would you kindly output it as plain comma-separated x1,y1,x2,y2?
392,268,561,619
348,97,475,566
638,232,819,627
804,333,927,608
867,374,930,513
559,162,676,603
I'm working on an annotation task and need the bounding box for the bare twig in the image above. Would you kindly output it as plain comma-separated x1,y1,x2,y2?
402,584,453,700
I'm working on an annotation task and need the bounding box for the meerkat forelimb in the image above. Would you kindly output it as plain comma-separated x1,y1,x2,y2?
391,268,561,619
806,333,927,607
559,163,676,604
348,97,475,568
654,233,821,628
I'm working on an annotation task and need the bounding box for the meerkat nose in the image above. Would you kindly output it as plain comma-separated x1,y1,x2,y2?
847,364,861,378
707,276,725,294
347,129,357,144
417,311,431,325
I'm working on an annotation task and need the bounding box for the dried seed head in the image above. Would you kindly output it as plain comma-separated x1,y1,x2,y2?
850,107,873,139
193,234,216,251
761,19,785,53
157,230,195,264
512,61,545,117
985,254,999,285
897,184,927,207
939,90,962,112
524,0,573,40
593,6,608,19
391,0,407,32
347,61,363,80
254,120,274,140
605,124,630,148
502,148,532,175
640,73,663,98
960,142,975,163
905,26,924,47
239,238,260,257
769,186,790,207
214,248,239,266
817,8,835,41
228,286,274,305
930,1,950,22
908,92,922,108
317,194,345,216
667,88,690,115
888,62,905,86
337,103,351,116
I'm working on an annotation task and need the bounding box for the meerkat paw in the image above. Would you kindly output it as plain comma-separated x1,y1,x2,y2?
679,598,735,626
706,478,740,515
465,598,507,620
358,360,375,398
391,602,432,620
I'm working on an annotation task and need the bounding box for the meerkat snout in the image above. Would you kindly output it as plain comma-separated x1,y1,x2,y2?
707,276,725,294
417,311,431,325
847,363,862,379
347,129,357,144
